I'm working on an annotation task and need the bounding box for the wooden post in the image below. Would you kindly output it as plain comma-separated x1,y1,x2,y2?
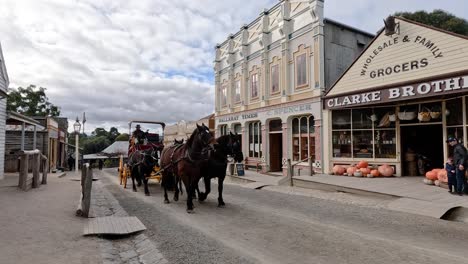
41,154,48,185
309,158,314,176
19,153,28,191
76,164,93,217
32,153,40,188
287,159,293,187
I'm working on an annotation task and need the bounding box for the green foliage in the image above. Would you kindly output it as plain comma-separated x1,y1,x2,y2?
108,127,120,142
7,85,61,116
395,9,468,36
115,133,129,141
83,136,111,155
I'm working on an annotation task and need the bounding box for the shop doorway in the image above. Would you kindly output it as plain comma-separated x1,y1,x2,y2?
400,124,443,176
269,133,283,171
269,119,283,172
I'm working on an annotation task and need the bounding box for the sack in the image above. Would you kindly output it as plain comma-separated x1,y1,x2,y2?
418,107,431,122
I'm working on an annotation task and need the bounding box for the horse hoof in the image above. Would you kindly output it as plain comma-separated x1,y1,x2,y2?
145,193,150,196
218,203,225,208
164,200,170,204
186,209,194,214
133,189,137,192
174,197,178,202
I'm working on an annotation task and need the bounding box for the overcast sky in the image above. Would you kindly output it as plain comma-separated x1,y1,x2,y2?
0,0,466,134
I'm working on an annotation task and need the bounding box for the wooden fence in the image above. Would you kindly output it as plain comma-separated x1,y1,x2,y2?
18,149,48,191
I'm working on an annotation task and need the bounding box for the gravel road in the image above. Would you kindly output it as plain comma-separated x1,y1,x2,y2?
98,169,468,264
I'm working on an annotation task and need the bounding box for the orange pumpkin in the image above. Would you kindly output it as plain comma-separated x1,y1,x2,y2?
370,169,380,177
425,170,438,181
357,161,369,169
347,166,357,175
359,167,371,176
332,165,346,175
378,164,394,177
437,169,448,183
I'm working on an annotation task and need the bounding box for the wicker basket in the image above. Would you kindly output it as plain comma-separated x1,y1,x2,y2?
430,111,441,119
398,111,416,120
418,111,431,122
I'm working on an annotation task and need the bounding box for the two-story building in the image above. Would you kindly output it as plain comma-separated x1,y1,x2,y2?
214,0,373,174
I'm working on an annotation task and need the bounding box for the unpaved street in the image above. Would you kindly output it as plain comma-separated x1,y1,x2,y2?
98,169,468,264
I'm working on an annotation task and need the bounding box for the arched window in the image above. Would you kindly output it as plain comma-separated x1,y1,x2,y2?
292,116,315,162
219,125,228,136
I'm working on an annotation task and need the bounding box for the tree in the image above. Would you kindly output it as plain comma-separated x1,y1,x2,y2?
115,133,129,141
108,127,120,142
82,136,111,155
92,128,108,138
395,9,468,36
7,85,61,116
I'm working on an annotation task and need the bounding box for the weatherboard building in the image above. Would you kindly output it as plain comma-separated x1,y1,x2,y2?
214,0,373,174
322,16,468,176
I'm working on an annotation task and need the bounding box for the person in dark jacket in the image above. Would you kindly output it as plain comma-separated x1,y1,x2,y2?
98,159,104,170
445,157,456,194
447,137,467,195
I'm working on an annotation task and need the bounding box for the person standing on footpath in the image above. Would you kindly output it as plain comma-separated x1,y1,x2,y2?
445,157,456,194
447,137,467,196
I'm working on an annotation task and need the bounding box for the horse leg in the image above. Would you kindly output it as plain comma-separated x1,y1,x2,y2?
143,172,150,196
131,167,137,192
184,177,194,213
173,175,179,202
218,176,225,207
198,176,210,202
163,174,170,204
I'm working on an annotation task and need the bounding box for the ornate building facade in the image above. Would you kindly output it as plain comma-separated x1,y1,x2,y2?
214,0,373,174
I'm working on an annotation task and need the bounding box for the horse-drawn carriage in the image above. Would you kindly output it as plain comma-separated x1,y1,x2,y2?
119,121,165,191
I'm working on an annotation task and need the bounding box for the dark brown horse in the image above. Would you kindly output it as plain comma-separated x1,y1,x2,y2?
127,145,160,196
197,132,243,207
159,123,215,213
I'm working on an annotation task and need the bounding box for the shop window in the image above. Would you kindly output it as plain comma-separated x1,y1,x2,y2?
248,122,262,158
332,110,351,130
331,107,396,159
352,109,373,129
219,125,228,136
447,98,463,126
235,80,241,103
353,130,373,159
233,123,242,147
292,116,315,162
374,129,397,159
332,131,352,158
271,64,280,94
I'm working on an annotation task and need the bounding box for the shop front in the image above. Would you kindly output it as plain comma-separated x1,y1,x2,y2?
322,17,468,176
216,98,322,175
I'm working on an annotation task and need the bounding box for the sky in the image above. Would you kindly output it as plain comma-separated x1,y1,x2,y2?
0,0,466,134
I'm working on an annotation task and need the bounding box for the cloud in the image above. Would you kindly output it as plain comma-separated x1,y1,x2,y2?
0,0,466,134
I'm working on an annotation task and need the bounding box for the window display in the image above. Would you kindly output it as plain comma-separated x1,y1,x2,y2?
292,116,315,161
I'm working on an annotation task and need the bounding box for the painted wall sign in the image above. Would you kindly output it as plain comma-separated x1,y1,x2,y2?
360,34,444,79
324,75,468,109
217,102,315,123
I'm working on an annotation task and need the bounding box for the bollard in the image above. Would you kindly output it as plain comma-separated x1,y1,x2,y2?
309,158,314,176
76,164,93,217
19,154,29,191
287,159,293,187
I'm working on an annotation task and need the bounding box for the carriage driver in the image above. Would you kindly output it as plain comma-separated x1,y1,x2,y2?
132,124,147,145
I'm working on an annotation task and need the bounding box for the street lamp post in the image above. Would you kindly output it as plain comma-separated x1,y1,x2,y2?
73,117,81,172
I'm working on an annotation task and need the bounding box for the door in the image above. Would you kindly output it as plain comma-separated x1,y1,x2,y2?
269,133,283,172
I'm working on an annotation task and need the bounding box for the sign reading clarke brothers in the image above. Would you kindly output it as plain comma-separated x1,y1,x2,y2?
325,75,468,109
